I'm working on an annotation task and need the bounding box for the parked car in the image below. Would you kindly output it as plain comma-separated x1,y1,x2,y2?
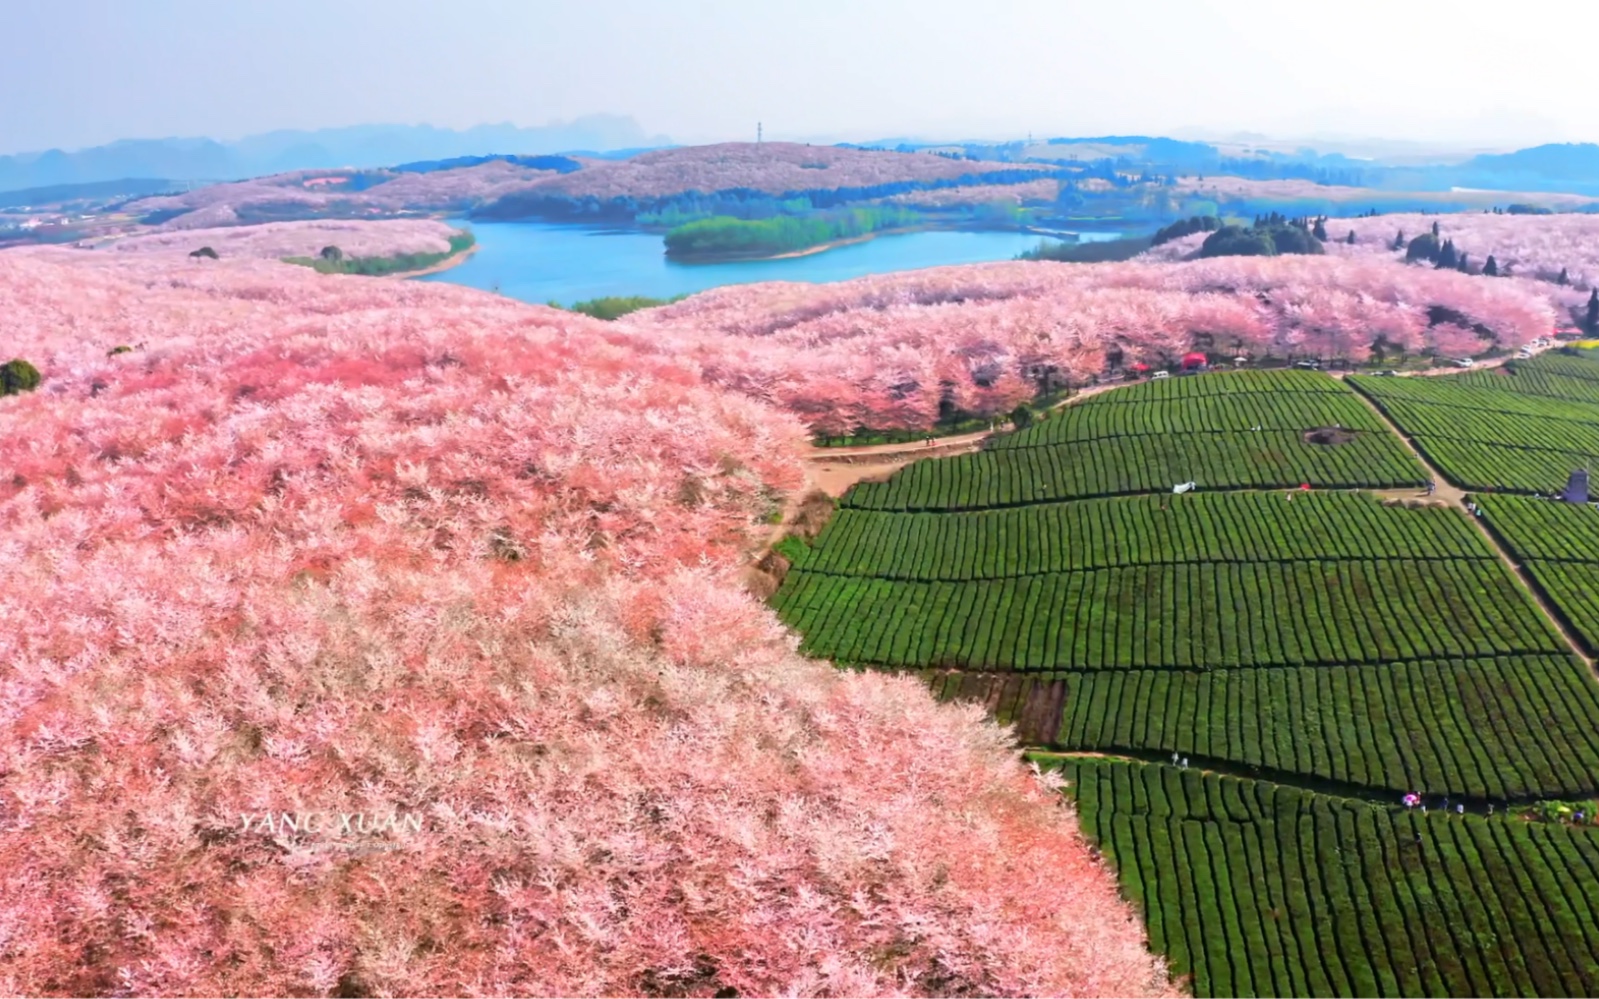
1372,370,1400,376
1453,358,1476,368
1293,360,1320,370
1152,370,1170,380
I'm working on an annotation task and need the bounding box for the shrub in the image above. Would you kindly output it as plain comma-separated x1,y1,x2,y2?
564,295,684,320
319,245,343,262
188,246,219,260
0,357,41,395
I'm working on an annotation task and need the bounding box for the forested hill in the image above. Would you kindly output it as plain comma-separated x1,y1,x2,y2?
472,142,1067,223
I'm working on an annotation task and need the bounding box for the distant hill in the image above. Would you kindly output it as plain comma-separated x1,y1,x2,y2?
1465,143,1599,182
0,116,672,194
0,177,179,209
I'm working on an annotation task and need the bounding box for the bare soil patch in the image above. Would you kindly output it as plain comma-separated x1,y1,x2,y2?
1304,426,1359,446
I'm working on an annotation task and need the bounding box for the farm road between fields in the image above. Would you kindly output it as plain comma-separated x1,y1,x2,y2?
798,352,1535,498
1345,379,1599,679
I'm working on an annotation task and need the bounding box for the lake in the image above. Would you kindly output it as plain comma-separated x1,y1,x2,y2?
421,221,1122,304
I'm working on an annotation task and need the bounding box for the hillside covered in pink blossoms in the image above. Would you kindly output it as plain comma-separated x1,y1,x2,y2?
624,255,1557,435
126,162,566,230
101,219,465,260
0,248,1171,997
1327,210,1599,290
494,142,1055,201
124,144,1057,231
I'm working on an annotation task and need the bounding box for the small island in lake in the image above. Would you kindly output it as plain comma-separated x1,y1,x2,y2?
662,206,920,261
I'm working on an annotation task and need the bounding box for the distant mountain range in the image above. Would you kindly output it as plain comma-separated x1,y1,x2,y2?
0,115,672,194
11,116,1599,206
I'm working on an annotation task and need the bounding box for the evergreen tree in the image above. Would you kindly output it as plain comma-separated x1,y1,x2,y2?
1484,255,1498,276
1346,230,1356,245
1392,230,1406,251
1435,239,1458,269
1458,253,1470,273
1560,267,1570,286
1432,220,1441,237
1312,217,1327,240
1588,289,1598,332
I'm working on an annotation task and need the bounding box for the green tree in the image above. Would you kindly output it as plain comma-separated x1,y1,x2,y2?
1431,220,1440,237
1312,217,1327,240
1346,230,1356,245
1588,289,1598,332
1484,255,1498,276
1267,223,1323,255
0,358,41,396
189,246,218,260
1406,232,1441,262
1151,215,1219,247
1009,404,1035,430
1392,230,1405,250
1198,225,1276,258
319,245,343,262
1559,267,1570,286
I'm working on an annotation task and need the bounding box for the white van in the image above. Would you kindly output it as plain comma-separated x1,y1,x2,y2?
1152,370,1170,380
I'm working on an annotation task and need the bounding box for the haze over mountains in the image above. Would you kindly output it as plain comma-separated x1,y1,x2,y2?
0,115,671,193
13,113,1599,203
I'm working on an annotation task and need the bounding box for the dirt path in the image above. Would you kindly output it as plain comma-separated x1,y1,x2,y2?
799,382,1129,497
1347,379,1597,674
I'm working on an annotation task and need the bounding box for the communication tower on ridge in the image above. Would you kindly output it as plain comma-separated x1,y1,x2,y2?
757,122,762,144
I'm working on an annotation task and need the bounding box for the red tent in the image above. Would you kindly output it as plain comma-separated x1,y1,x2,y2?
1130,362,1150,372
1181,352,1208,369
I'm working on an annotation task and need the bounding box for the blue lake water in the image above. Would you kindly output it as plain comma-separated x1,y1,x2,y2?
421,221,1121,304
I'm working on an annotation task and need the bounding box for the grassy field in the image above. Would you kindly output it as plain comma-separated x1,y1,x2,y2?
772,364,1599,996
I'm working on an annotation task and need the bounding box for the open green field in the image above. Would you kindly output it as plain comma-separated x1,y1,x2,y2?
1351,351,1599,493
772,365,1599,996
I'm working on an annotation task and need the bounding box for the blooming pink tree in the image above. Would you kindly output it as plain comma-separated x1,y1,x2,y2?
626,254,1557,433
0,247,1171,997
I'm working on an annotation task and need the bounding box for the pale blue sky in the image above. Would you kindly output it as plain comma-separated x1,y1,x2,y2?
3,0,1591,154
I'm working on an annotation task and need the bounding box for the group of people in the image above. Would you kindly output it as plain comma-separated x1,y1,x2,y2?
1402,792,1467,815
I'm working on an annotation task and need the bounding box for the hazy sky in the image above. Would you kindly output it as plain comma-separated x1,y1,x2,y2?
3,0,1592,154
